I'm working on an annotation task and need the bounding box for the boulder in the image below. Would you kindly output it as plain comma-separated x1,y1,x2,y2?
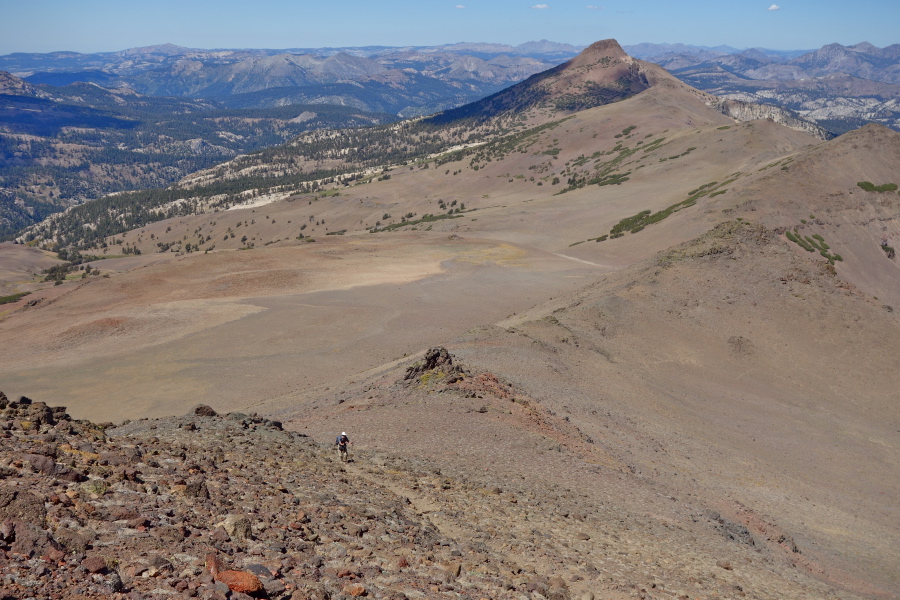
344,583,368,597
183,480,210,499
402,347,466,384
0,486,46,525
192,404,218,417
9,521,60,558
222,514,252,541
54,527,93,552
215,570,263,594
82,555,108,574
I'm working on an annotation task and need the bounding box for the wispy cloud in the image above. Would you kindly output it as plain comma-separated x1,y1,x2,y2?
586,5,604,9
531,4,550,9
455,4,465,8
768,4,781,10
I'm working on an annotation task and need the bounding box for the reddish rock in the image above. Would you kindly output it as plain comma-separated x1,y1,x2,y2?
205,552,227,576
0,520,13,541
216,570,264,594
9,521,55,557
121,466,142,482
126,516,150,529
56,468,87,483
397,556,409,568
41,547,66,563
98,452,128,466
108,505,138,520
82,555,108,573
344,583,368,597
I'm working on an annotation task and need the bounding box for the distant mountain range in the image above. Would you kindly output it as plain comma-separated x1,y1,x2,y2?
630,42,900,133
637,41,900,82
2,39,898,238
2,40,897,132
0,42,588,239
1,42,582,116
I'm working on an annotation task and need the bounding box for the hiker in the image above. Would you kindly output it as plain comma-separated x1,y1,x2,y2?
335,431,351,462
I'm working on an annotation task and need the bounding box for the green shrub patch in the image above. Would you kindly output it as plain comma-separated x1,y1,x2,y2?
857,181,898,192
0,291,31,305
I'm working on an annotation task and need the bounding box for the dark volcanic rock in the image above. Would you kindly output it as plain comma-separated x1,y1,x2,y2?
0,487,46,525
82,554,108,573
9,521,59,557
403,347,466,384
192,404,219,417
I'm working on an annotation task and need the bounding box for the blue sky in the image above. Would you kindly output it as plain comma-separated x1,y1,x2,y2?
1,0,897,54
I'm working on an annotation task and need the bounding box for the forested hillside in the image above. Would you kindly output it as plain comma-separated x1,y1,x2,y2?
0,75,396,238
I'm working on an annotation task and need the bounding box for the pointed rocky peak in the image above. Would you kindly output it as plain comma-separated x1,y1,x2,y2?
569,39,629,66
553,39,640,81
539,38,680,101
737,48,775,63
427,38,673,124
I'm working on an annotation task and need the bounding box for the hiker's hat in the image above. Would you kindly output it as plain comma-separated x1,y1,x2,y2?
342,432,346,435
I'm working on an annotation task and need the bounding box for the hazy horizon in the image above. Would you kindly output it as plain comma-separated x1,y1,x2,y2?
2,0,897,56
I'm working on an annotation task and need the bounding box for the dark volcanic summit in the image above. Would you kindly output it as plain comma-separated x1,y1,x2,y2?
429,39,662,123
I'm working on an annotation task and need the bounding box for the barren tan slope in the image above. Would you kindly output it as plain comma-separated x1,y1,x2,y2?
0,73,862,425
0,242,60,295
127,83,815,263
276,221,899,599
1,40,898,600
692,123,900,306
479,222,900,597
0,234,602,420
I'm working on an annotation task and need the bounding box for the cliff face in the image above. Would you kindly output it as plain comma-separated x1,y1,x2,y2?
709,97,834,139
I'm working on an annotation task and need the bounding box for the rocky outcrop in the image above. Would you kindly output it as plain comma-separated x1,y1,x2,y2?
709,97,834,139
0,391,523,599
402,346,466,384
0,72,45,97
